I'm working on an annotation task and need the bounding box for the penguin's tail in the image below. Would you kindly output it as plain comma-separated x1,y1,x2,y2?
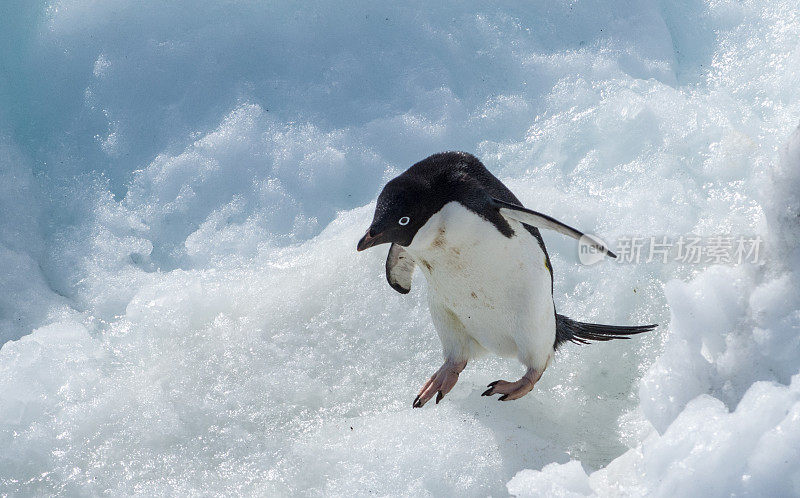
555,314,656,348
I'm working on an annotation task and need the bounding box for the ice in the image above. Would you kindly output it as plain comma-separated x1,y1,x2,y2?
1,0,800,495
0,140,76,343
510,377,800,497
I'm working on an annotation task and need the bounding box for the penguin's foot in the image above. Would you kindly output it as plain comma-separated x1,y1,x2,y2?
413,359,467,408
481,367,543,401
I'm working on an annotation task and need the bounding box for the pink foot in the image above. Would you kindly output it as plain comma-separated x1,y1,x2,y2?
481,368,543,401
413,360,467,408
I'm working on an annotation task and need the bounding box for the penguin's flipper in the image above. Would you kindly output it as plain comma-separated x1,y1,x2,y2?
386,243,416,294
492,197,617,259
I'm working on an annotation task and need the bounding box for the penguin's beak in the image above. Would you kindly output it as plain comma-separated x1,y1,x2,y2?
357,229,387,251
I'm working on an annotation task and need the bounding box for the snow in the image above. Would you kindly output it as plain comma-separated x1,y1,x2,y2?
1,0,799,495
509,126,800,496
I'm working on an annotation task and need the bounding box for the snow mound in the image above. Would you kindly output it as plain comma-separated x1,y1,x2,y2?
508,126,800,497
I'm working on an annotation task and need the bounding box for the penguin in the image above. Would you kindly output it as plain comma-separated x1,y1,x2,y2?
357,151,656,407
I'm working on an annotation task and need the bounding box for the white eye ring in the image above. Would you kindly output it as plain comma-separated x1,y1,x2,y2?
398,216,410,226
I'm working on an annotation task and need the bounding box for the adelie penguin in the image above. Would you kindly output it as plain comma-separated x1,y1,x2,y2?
357,151,656,407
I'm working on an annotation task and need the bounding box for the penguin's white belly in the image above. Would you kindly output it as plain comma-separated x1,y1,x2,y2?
406,202,555,363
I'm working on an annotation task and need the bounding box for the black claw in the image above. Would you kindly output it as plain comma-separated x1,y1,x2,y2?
413,396,421,408
481,388,494,396
436,391,443,404
487,381,499,388
498,394,508,401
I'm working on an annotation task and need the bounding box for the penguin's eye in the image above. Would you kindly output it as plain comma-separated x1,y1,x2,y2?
398,216,410,226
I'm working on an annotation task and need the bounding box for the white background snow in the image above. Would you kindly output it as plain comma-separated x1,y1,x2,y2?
1,0,799,495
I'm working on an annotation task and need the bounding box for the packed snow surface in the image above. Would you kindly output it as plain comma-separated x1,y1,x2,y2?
1,0,799,495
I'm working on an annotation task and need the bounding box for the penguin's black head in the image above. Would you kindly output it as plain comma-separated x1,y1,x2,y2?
357,177,434,251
